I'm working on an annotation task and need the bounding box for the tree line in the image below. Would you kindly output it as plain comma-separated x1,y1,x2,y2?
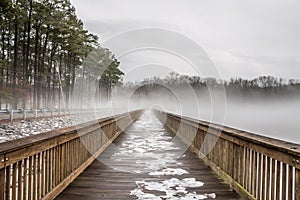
0,0,123,110
121,73,300,100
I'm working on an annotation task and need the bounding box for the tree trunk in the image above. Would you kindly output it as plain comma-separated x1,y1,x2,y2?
33,23,40,109
12,7,19,109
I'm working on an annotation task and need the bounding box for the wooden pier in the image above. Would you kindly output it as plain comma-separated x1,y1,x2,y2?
0,109,299,199
57,112,240,199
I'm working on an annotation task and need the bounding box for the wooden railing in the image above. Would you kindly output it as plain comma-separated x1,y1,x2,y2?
154,110,300,200
0,110,143,200
0,108,116,123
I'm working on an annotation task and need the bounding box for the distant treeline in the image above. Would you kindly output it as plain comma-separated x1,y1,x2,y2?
0,0,123,110
121,73,300,101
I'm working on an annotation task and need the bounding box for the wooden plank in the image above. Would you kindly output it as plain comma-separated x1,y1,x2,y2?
28,156,32,200
270,159,275,200
50,148,53,191
296,168,300,200
12,163,17,200
245,148,249,191
266,157,270,200
288,165,293,200
256,153,261,199
248,149,252,193
275,160,280,200
61,144,65,185
252,151,257,197
23,158,28,200
5,166,10,200
282,163,287,200
37,153,41,199
17,160,22,200
32,155,37,200
261,155,266,200
238,146,244,185
0,168,5,200
41,151,45,198
45,150,49,194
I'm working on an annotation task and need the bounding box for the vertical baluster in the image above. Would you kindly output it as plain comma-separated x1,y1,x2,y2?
32,155,37,200
261,155,265,200
50,148,54,191
245,148,249,191
61,144,65,182
268,158,272,200
23,158,28,200
296,168,300,200
41,152,45,198
57,146,61,183
270,159,276,200
0,167,5,200
28,157,32,200
75,139,78,169
248,149,252,193
282,163,287,200
12,163,17,200
252,151,257,197
45,151,48,195
37,154,41,199
66,142,69,176
265,156,270,200
238,146,244,185
242,147,246,187
275,160,280,200
17,160,22,200
5,165,11,200
288,165,294,200
55,146,59,186
256,153,261,199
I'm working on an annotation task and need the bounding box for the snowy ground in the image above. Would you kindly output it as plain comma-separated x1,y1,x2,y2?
0,116,77,143
0,111,114,143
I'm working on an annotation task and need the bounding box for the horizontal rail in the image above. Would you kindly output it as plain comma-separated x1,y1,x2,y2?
0,108,111,114
0,108,119,123
0,109,143,200
154,110,300,200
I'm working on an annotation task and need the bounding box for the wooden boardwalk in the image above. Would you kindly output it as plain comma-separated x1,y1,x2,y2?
57,111,241,199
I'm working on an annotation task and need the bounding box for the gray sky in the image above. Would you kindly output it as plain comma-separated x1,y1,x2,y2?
71,0,300,81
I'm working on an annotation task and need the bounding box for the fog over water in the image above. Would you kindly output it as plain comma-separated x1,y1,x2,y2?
116,86,300,144
183,100,300,144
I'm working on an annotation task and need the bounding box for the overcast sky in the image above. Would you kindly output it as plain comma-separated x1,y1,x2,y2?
71,0,300,81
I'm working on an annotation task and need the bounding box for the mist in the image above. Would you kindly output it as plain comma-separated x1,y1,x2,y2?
112,82,300,144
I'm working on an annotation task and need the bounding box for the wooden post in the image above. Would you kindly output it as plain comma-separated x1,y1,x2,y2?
0,155,6,200
296,168,300,200
10,109,13,123
23,109,27,120
34,109,37,120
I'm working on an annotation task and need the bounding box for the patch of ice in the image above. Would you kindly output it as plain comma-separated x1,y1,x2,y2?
131,178,216,200
149,168,189,176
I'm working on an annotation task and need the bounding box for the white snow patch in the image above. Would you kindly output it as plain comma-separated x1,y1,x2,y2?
130,178,216,200
149,168,189,176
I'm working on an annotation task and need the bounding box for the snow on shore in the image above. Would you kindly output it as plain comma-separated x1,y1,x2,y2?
0,112,110,143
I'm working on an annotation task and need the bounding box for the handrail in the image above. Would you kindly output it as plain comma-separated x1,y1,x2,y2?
0,108,123,123
0,109,143,200
153,109,300,200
